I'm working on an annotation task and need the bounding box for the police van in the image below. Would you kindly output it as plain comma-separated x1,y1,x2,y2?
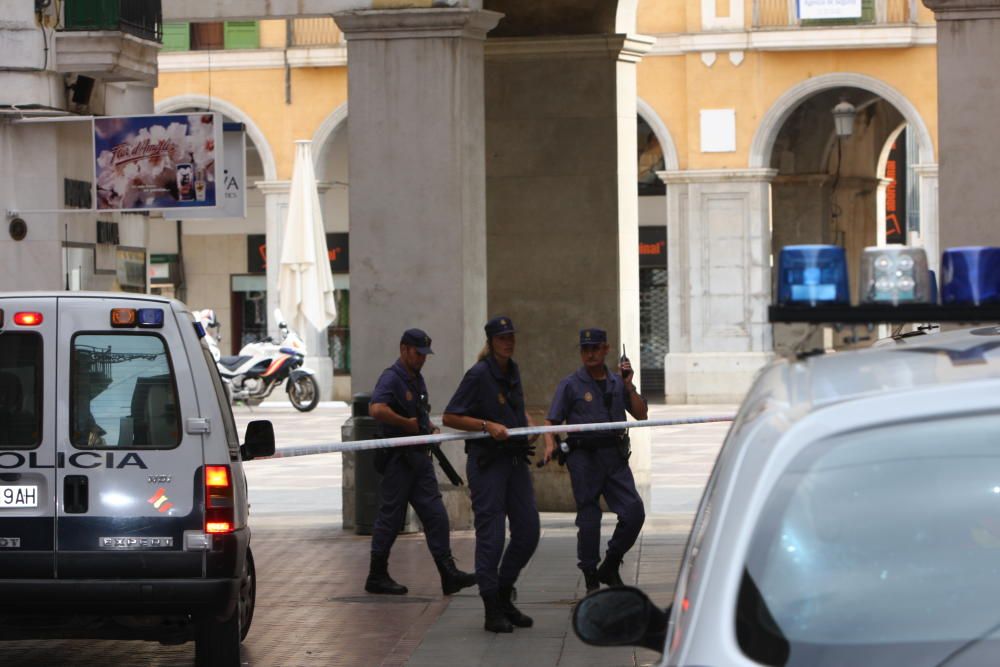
0,292,275,666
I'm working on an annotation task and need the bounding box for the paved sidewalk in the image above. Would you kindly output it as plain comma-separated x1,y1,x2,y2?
0,405,728,666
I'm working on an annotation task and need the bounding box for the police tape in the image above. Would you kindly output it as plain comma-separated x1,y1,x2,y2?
261,415,736,460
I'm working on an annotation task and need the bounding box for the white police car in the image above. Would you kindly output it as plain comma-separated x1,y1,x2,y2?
574,246,1000,666
0,292,274,666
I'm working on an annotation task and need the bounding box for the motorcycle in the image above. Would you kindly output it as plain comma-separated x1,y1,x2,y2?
213,309,320,412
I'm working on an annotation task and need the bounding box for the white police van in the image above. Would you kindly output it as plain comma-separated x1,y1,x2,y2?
0,292,274,666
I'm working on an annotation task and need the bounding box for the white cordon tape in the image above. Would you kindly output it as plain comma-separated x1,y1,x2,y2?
261,415,737,460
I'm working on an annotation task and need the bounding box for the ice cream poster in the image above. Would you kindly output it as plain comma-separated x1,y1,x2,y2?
94,113,222,211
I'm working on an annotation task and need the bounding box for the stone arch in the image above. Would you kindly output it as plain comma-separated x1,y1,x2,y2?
749,73,935,170
155,94,278,182
311,102,348,174
637,97,679,171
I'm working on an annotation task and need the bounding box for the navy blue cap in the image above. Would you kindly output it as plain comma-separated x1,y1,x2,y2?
485,316,516,338
400,328,433,354
579,328,608,347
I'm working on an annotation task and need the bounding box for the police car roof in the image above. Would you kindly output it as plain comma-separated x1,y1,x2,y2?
750,326,1000,421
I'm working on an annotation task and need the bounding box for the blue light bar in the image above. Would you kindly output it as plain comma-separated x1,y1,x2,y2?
776,245,849,306
136,308,165,328
941,247,1000,306
193,321,206,339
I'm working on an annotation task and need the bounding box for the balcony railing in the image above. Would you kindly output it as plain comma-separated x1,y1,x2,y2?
753,0,914,27
289,18,342,47
62,0,162,42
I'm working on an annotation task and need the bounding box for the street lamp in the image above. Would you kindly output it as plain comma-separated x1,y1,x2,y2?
832,99,857,138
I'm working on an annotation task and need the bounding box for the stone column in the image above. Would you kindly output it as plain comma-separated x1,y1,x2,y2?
335,8,502,528
913,163,940,272
923,0,1000,248
485,34,655,511
661,169,777,404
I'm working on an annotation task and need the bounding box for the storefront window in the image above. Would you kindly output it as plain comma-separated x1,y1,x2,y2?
328,289,350,373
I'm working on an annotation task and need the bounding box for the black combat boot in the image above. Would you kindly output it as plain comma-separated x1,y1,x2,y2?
481,591,514,633
434,553,477,595
365,552,408,595
597,552,625,587
497,584,533,628
583,569,600,594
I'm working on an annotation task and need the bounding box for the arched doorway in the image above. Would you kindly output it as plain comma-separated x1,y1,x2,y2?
312,104,351,398
752,76,936,352
636,100,677,399
154,96,273,354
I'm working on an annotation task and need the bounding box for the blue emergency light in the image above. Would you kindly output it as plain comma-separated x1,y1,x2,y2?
940,247,1000,306
136,308,165,328
776,245,849,306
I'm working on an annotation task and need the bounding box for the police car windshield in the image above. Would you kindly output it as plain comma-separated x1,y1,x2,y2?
739,412,1000,667
0,333,42,449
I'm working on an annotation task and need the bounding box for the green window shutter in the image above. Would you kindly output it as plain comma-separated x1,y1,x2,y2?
224,21,259,50
64,0,119,31
162,23,191,51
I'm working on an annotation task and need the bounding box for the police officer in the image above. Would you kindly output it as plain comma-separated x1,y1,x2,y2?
543,328,648,593
365,328,477,597
442,316,540,633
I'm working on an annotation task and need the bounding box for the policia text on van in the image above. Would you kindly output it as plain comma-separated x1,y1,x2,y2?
0,293,275,667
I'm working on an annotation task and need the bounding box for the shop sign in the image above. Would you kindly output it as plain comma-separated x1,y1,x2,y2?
247,233,349,274
94,113,222,212
798,0,862,19
639,226,667,268
166,124,246,220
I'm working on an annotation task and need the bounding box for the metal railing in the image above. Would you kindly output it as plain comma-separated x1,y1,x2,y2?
62,0,162,42
752,0,914,27
289,18,342,47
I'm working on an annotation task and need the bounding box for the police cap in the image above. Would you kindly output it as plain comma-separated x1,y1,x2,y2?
579,328,608,347
400,328,434,354
484,316,516,338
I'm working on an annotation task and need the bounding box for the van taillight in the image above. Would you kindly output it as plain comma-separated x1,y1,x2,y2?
205,465,235,534
14,312,42,326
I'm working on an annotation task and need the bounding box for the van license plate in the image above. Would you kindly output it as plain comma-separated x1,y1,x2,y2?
0,486,38,508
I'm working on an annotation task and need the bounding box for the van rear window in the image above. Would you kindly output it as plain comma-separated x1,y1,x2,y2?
71,334,181,449
0,333,42,449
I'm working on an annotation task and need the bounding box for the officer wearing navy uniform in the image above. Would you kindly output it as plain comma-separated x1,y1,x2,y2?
365,328,476,597
443,316,540,633
543,328,648,593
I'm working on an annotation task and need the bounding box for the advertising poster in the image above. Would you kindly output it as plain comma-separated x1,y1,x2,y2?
798,0,862,20
165,123,246,220
94,113,222,211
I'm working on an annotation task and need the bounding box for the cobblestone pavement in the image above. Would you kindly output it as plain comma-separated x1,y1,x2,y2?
0,404,730,667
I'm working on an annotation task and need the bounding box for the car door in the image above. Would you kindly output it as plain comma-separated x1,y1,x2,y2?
0,296,57,579
55,297,205,578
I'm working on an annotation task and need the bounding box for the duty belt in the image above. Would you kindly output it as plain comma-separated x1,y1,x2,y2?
566,436,622,451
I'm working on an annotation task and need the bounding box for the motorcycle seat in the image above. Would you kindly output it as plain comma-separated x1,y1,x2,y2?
219,355,252,371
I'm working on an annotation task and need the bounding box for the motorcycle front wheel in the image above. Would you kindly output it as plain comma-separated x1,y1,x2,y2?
288,374,320,412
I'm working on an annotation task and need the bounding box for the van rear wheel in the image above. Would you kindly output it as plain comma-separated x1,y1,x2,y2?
194,607,241,667
194,547,254,666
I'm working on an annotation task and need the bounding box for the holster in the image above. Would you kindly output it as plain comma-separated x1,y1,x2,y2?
618,432,631,461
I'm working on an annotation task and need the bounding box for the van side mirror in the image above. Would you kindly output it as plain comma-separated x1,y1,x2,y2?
241,420,275,460
572,586,669,653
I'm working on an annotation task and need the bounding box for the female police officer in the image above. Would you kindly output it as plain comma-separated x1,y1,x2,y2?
543,328,647,593
443,316,540,633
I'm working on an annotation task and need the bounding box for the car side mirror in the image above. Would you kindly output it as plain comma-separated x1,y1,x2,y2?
241,420,275,461
572,586,669,653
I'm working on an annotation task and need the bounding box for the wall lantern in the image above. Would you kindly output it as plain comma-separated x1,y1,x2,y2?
832,99,857,138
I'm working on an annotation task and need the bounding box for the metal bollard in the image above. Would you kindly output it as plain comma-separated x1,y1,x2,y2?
343,393,381,535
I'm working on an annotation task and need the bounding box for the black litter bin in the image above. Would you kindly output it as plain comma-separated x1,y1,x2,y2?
344,393,382,535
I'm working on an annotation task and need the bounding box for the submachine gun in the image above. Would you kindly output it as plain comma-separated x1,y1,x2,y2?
417,394,465,486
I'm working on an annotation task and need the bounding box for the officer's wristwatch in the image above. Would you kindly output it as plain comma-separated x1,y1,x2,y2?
481,420,488,433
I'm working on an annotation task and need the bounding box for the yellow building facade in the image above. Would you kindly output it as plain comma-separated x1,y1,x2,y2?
153,0,939,401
